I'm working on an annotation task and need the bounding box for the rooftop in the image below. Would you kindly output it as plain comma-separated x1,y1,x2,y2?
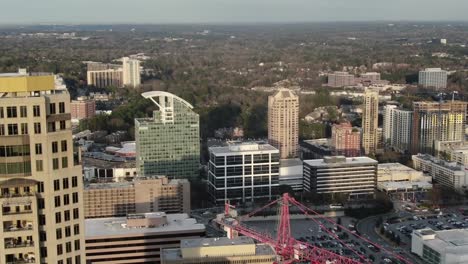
85,213,205,238
181,236,253,248
377,181,432,191
210,142,278,155
304,156,378,167
280,158,303,167
418,228,468,255
413,154,464,171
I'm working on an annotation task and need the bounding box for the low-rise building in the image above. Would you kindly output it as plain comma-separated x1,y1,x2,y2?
303,156,378,199
377,163,432,199
71,96,96,121
279,158,303,192
85,213,205,264
327,71,355,87
84,176,190,217
161,237,276,264
331,122,361,157
299,139,333,160
412,228,468,264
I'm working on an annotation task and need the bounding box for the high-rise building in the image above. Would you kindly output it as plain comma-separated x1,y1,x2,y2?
330,122,361,157
327,72,356,87
303,156,378,199
0,72,85,264
208,142,280,204
418,68,447,90
361,88,379,155
70,97,96,121
268,89,299,159
383,105,413,152
122,57,141,88
411,101,467,155
136,91,200,180
84,176,190,218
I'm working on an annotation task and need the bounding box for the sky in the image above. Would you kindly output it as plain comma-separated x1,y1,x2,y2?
1,0,468,25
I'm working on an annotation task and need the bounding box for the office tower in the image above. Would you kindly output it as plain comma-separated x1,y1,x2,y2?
70,97,96,121
162,237,276,264
208,142,280,204
418,68,448,90
136,91,200,180
383,105,413,152
122,57,141,88
303,156,378,199
268,89,299,159
84,177,190,218
327,72,356,87
85,213,205,264
361,88,379,155
411,101,467,155
0,72,85,264
331,122,361,157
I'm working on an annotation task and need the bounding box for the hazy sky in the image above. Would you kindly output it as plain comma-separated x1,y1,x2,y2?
1,0,467,24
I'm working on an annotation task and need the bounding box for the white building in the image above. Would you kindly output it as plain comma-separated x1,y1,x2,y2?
377,163,432,195
303,156,378,199
122,57,141,88
383,105,413,152
419,68,448,90
279,159,303,192
208,142,280,204
412,228,468,264
412,154,468,193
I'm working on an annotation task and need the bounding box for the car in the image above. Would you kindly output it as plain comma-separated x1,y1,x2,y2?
329,203,344,209
383,258,393,263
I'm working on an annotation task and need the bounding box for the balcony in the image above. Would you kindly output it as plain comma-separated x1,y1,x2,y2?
6,261,35,264
4,241,34,249
2,209,33,216
0,193,34,199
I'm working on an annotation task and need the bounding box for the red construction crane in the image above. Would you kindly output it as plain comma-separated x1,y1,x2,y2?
216,193,412,264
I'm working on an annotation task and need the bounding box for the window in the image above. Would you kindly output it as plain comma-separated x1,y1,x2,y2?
65,226,71,237
61,140,67,152
62,157,68,168
0,107,3,118
52,142,58,153
0,124,4,135
60,120,66,130
66,257,72,264
33,105,40,117
37,182,44,193
55,212,61,223
35,144,42,155
72,176,78,187
39,214,46,225
48,122,56,132
40,231,47,242
40,247,48,258
53,158,59,170
36,160,43,172
73,224,80,235
54,180,60,191
56,228,62,239
75,256,81,264
73,208,79,219
59,102,65,113
49,103,56,114
8,124,18,135
58,261,63,264
6,106,17,118
74,239,80,250
34,122,41,134
72,192,79,204
57,244,63,255
20,106,27,117
64,194,70,205
64,210,70,221
63,178,69,189
21,123,28,134
54,196,61,207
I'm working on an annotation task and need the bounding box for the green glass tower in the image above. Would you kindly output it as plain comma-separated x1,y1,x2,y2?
136,91,200,180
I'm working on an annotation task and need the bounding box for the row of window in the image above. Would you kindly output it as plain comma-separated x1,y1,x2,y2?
212,153,280,166
54,176,79,191
0,103,65,119
39,248,81,264
0,145,30,157
54,193,80,208
0,120,66,136
211,164,280,177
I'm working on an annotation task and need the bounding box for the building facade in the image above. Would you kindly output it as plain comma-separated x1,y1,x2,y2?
268,89,299,159
136,92,200,180
412,228,468,264
87,69,123,88
330,122,361,157
0,72,85,264
383,105,413,152
327,72,355,87
208,142,280,204
85,213,205,264
303,156,378,199
411,101,467,155
419,68,448,90
122,57,141,88
84,176,190,218
86,58,141,89
361,89,379,155
70,97,96,121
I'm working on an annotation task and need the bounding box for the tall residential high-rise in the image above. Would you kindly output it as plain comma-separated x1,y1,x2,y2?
268,89,299,159
0,71,85,264
122,57,141,88
361,88,379,155
418,68,447,90
136,91,200,180
383,105,413,152
330,122,361,157
411,101,467,155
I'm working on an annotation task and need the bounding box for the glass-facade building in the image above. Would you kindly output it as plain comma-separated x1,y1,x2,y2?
208,142,280,204
136,92,200,180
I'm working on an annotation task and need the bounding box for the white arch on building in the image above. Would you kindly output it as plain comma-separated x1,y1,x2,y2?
141,91,194,124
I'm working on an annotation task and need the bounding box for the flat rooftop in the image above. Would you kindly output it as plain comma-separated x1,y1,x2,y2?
210,142,278,155
377,181,432,191
413,154,464,171
378,163,418,172
181,236,253,248
304,156,377,167
280,158,303,167
422,229,468,254
85,213,205,238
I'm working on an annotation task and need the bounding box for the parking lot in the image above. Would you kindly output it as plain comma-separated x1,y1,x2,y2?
244,218,405,264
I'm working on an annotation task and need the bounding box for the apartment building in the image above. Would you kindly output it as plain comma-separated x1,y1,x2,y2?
0,71,85,264
86,57,141,88
330,122,361,157
419,68,447,90
70,97,96,121
383,105,413,152
327,72,356,87
361,89,379,155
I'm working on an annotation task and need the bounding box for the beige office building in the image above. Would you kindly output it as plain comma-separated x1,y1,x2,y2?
122,57,141,88
268,89,299,159
162,237,276,264
0,72,85,264
86,58,141,89
85,212,205,264
362,88,379,155
84,177,190,218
